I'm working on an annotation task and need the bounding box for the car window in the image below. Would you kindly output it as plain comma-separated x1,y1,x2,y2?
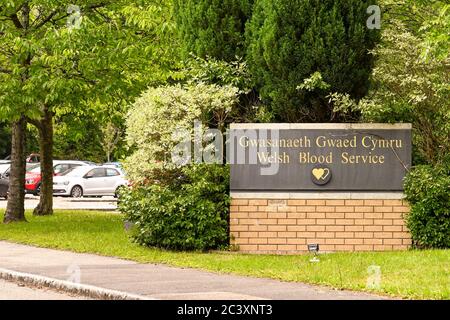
106,168,120,177
54,164,71,174
85,168,106,178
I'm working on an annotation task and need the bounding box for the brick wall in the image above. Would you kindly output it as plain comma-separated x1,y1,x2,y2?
230,198,411,254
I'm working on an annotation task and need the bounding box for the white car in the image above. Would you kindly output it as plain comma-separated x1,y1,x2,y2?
53,166,128,198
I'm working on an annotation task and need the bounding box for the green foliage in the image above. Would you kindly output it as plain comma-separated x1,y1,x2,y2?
124,83,238,183
246,0,380,122
119,164,230,251
173,0,254,61
404,159,450,249
0,124,10,159
0,1,177,161
331,1,449,165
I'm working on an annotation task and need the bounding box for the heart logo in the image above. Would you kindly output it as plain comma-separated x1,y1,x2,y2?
312,168,330,181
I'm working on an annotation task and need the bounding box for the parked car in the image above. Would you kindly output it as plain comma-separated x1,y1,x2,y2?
25,160,94,195
53,166,128,198
0,164,10,199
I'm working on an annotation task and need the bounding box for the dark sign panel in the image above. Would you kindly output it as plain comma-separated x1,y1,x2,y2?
230,124,412,191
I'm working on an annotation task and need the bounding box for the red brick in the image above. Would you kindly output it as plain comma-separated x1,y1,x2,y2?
374,219,393,226
239,245,258,251
345,238,364,245
296,206,316,212
287,200,306,206
384,239,402,245
316,232,335,238
297,231,315,238
336,206,355,213
260,206,277,212
248,199,268,206
307,212,325,219
364,238,383,245
355,219,374,225
325,238,345,245
248,238,267,244
287,238,306,245
258,232,277,238
364,225,383,232
307,225,325,232
383,212,403,219
287,212,306,219
335,232,354,238
355,206,373,213
335,219,355,225
268,225,286,232
374,232,393,239
268,199,287,206
345,225,364,232
268,212,287,219
326,212,345,219
277,231,297,238
393,232,410,239
317,245,336,251
316,206,335,212
248,225,267,232
277,245,297,251
393,206,409,213
325,200,345,206
287,225,306,232
316,219,335,225
297,218,316,225
239,206,258,212
231,199,248,206
249,212,268,219
383,225,403,232
345,200,364,206
268,238,286,244
375,206,393,213
355,232,373,238
278,219,297,225
374,245,393,251
326,225,345,232
383,200,403,206
345,212,364,219
306,199,326,206
230,225,248,232
364,200,383,206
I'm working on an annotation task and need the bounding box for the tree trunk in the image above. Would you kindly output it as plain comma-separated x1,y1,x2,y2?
33,106,53,216
3,117,27,223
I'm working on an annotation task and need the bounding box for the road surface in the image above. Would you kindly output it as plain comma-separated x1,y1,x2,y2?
0,279,87,300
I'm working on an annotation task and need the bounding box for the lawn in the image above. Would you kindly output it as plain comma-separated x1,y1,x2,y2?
0,210,448,299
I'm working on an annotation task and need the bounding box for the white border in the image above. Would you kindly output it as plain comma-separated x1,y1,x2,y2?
230,123,412,130
230,192,405,200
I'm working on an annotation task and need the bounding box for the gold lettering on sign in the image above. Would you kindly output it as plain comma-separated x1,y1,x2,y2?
361,136,403,151
341,152,385,164
316,136,357,148
257,152,290,164
299,152,333,164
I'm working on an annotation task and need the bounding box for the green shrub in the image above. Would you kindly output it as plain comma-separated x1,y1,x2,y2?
246,0,380,122
404,159,450,249
119,164,230,251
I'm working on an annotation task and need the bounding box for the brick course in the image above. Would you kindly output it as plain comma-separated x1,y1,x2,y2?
230,198,410,254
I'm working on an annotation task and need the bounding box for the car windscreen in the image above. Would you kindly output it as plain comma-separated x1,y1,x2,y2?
27,164,41,173
62,167,87,177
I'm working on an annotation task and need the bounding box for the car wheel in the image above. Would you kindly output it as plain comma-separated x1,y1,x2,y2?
0,186,7,199
70,185,83,198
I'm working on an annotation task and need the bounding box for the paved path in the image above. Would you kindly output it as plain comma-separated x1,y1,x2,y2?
0,279,86,300
0,241,386,300
0,195,117,211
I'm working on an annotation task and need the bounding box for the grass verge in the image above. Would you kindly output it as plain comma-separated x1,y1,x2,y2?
0,210,448,299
